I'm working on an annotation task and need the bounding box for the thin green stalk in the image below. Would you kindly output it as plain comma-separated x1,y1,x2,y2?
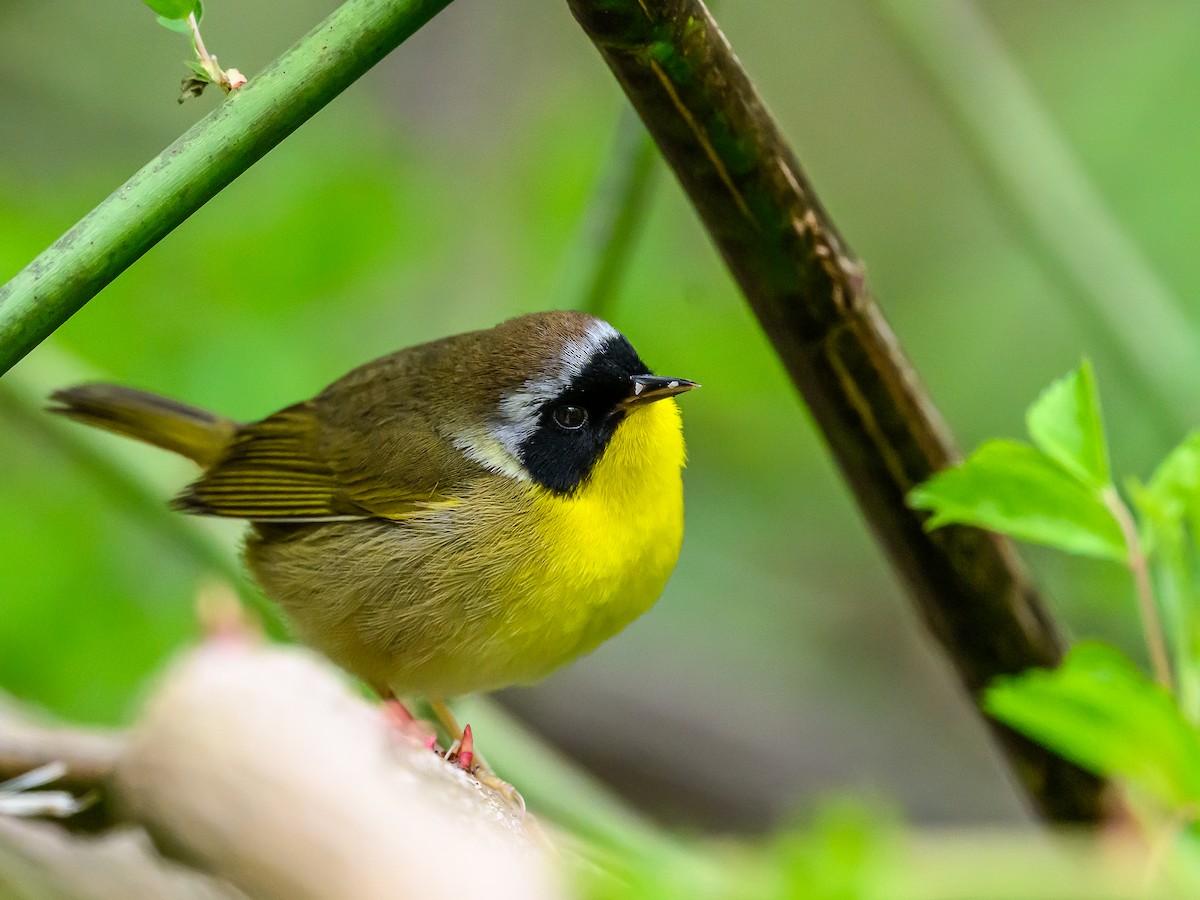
870,0,1197,440
558,104,660,320
1104,487,1172,689
0,0,453,376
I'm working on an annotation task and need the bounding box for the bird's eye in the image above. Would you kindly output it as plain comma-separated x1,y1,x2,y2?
552,404,588,430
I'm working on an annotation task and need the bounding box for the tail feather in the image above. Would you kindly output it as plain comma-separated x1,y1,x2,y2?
48,383,237,468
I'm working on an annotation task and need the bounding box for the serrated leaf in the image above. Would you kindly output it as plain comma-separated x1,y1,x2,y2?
1131,432,1200,569
908,439,1127,560
141,0,197,20
1026,360,1111,489
986,642,1200,809
156,14,193,33
1146,431,1200,528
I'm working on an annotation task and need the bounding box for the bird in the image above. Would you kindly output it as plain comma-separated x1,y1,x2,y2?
49,310,696,772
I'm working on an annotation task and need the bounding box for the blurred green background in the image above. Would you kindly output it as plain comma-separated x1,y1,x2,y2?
3,0,1199,834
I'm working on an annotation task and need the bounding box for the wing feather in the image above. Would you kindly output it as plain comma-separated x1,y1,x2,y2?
173,401,463,521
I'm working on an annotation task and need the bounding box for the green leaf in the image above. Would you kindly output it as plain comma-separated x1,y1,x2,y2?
1130,439,1200,585
185,59,214,80
1144,431,1200,534
908,439,1127,560
774,802,895,899
193,0,204,23
156,14,193,33
986,642,1200,809
1026,360,1111,488
1132,431,1200,723
141,0,197,20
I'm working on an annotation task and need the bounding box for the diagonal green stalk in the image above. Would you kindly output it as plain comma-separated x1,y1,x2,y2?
1104,486,1172,689
869,0,1198,441
0,0,454,376
558,103,660,320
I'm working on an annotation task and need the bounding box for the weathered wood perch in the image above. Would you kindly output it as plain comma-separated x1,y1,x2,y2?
0,640,560,900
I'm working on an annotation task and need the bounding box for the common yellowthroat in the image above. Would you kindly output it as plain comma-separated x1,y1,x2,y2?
49,311,695,720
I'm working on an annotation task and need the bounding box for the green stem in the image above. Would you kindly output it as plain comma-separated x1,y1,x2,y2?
186,12,212,66
869,0,1196,441
0,0,453,376
1104,487,1172,689
560,104,660,319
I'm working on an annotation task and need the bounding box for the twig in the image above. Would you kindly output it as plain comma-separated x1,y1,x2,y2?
1104,487,1173,689
566,0,1107,823
0,817,250,900
183,12,246,97
186,12,213,65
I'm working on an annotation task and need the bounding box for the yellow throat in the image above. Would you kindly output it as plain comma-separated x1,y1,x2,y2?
520,397,687,674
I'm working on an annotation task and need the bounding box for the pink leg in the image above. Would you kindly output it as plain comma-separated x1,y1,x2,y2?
378,692,437,747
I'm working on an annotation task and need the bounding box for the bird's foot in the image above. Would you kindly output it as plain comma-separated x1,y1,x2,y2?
475,768,526,816
380,697,438,747
442,723,525,814
444,723,476,772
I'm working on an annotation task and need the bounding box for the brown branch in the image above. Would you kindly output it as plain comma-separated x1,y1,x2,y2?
565,0,1108,822
114,642,557,899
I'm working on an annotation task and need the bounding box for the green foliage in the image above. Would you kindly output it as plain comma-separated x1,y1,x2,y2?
1139,432,1200,536
1026,360,1111,488
908,439,1125,560
986,642,1200,808
581,802,898,900
1132,431,1200,720
910,362,1126,561
143,0,226,102
771,804,895,900
579,796,1190,898
914,360,1200,837
185,59,213,79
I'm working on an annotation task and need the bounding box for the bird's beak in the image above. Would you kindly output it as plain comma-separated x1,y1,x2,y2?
621,374,699,409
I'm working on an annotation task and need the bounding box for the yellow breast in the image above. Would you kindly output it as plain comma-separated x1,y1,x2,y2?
512,397,687,678
258,397,689,699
